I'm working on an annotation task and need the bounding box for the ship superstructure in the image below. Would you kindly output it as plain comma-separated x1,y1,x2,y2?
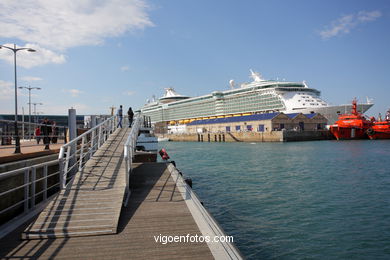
141,70,373,125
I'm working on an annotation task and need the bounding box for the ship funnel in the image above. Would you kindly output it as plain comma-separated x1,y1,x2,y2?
229,79,235,89
249,69,264,82
303,80,309,88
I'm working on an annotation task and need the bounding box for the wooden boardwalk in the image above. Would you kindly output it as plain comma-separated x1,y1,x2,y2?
22,127,131,239
0,163,216,259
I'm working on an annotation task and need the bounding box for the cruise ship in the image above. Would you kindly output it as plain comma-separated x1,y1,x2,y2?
141,70,373,125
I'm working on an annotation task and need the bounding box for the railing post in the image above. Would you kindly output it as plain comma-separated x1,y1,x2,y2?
79,136,85,171
24,169,29,213
59,147,65,190
91,129,96,153
31,167,36,208
98,125,102,148
63,146,71,187
43,164,48,200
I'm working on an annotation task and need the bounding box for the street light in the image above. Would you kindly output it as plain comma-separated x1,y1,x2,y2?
19,86,41,140
0,44,36,153
31,103,43,123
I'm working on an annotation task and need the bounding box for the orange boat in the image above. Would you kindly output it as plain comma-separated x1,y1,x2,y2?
367,109,390,139
329,99,372,140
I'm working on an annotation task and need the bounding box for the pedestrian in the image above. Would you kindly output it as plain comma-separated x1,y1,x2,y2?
35,127,41,144
40,118,52,150
51,121,58,144
127,107,134,127
117,105,123,128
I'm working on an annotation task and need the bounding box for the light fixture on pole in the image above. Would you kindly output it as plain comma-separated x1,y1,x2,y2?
0,44,36,153
19,86,41,140
32,103,43,123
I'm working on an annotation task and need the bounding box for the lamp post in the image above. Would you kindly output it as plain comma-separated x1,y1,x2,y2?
32,103,43,123
19,86,41,140
0,44,36,153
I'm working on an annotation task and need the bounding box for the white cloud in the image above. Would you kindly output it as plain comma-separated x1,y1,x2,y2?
63,88,84,97
121,65,130,71
21,76,43,82
0,0,154,51
123,91,136,96
320,10,382,39
0,43,66,68
0,80,13,100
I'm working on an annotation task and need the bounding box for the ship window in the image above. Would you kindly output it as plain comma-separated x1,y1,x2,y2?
298,100,301,102
235,125,241,131
303,103,306,106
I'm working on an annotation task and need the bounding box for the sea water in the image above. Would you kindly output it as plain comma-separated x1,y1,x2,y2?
159,140,390,260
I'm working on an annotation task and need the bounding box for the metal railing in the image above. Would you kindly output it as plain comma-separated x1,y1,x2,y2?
123,113,143,206
58,116,118,189
0,114,141,232
0,119,67,148
0,160,60,227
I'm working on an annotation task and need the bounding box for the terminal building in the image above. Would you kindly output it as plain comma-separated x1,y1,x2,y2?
170,112,327,134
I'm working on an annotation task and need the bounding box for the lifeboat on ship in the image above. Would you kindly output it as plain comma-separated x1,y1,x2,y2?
367,109,390,139
329,99,372,140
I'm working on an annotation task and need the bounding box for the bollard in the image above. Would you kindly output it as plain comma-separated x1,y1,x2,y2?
184,177,192,188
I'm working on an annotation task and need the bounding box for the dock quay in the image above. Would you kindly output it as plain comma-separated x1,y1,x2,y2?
0,113,242,259
161,130,333,143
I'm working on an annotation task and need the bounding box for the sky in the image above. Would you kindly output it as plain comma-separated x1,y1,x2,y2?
1,0,389,117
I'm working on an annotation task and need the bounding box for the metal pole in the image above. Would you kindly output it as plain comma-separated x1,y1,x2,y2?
22,107,25,141
28,88,31,140
14,44,21,153
1,44,36,152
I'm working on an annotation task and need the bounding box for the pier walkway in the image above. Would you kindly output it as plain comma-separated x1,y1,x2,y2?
0,162,231,259
22,127,130,239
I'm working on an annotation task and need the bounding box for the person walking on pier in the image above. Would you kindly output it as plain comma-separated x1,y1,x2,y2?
51,121,58,144
117,105,123,128
127,107,134,127
35,127,41,144
41,118,52,150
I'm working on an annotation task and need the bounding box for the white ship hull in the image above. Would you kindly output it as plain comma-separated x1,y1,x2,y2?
287,103,373,124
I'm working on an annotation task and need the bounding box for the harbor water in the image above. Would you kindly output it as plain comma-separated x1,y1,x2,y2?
159,140,390,259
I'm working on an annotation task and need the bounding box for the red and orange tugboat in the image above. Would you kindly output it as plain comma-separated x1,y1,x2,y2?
367,109,390,139
329,99,372,140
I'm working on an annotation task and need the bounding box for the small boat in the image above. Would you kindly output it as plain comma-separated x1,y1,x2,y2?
329,99,372,140
157,137,170,142
367,109,390,139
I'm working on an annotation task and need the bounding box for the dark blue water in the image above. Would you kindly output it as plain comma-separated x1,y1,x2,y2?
159,140,390,259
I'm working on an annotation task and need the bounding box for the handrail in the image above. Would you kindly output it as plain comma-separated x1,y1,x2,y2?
123,113,143,206
0,159,59,229
58,115,118,189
